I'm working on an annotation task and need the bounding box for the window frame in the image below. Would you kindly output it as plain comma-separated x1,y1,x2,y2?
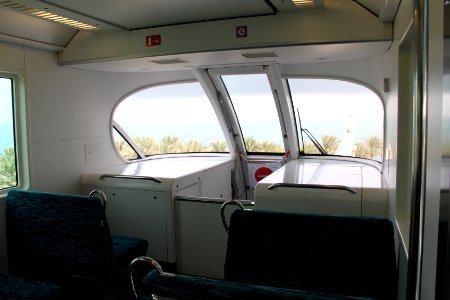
0,71,30,198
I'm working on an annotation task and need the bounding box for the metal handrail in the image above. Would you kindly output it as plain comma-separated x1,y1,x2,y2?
220,200,252,233
89,189,107,207
175,195,254,206
129,256,175,299
267,183,358,194
99,174,162,183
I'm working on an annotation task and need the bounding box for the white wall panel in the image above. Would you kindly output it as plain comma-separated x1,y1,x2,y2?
0,42,25,70
0,44,195,194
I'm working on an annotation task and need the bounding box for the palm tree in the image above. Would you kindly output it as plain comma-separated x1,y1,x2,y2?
134,136,159,155
365,136,383,159
355,143,370,159
303,143,320,154
259,141,284,153
244,137,260,152
181,140,206,152
159,136,181,153
321,135,340,154
208,140,229,152
0,147,17,189
114,140,139,160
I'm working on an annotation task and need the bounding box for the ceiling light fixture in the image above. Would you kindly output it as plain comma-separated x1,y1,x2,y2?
291,0,315,7
0,1,97,30
30,10,97,30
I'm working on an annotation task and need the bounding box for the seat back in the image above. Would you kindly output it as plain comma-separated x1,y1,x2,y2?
224,210,396,300
6,189,114,282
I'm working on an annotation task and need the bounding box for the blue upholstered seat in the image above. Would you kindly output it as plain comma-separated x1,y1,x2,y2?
112,235,149,273
135,210,396,300
6,189,148,297
0,275,64,300
224,210,396,300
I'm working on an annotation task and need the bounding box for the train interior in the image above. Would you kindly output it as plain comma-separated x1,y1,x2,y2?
0,0,448,299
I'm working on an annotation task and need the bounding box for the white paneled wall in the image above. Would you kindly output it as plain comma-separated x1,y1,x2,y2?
0,42,195,194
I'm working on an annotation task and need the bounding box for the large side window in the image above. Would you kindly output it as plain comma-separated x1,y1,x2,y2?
288,78,384,161
113,81,228,160
0,77,16,190
0,74,27,192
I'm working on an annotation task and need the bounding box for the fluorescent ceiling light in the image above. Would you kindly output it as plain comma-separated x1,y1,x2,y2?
30,10,97,30
292,0,315,7
0,1,97,30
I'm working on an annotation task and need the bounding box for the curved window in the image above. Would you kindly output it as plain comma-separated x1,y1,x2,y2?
288,78,384,161
113,82,228,160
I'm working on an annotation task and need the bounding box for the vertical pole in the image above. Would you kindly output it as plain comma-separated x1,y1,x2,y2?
407,0,428,298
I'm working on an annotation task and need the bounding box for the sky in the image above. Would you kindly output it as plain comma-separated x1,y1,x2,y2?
114,77,384,147
290,79,383,142
0,78,14,153
114,82,227,144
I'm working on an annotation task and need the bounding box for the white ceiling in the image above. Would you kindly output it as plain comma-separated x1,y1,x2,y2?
0,0,398,72
36,0,276,29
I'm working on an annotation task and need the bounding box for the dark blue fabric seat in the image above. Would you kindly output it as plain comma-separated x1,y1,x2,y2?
136,209,396,300
224,210,396,300
139,270,375,300
0,275,64,300
6,189,148,297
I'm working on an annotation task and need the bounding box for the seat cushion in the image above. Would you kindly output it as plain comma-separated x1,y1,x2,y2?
138,270,375,300
0,275,64,300
112,235,149,273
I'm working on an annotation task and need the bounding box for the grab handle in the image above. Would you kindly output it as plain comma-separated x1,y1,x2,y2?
100,174,162,183
129,256,175,299
267,183,357,194
89,189,107,207
221,200,251,233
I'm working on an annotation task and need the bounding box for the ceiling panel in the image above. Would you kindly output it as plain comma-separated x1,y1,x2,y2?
39,0,275,29
0,7,77,49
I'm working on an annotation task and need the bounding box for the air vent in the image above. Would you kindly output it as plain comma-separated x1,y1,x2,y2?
150,58,187,65
240,52,278,59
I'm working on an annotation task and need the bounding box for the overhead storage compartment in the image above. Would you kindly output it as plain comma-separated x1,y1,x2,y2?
58,0,392,71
